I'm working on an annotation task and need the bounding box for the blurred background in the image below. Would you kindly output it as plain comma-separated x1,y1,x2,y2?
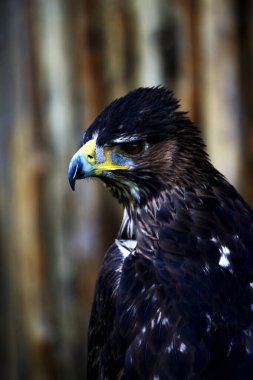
1,0,253,379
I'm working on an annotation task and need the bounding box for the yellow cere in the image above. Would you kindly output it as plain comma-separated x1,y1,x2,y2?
80,139,96,165
79,139,128,172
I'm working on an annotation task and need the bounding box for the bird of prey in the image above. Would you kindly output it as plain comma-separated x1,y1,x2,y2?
68,87,253,380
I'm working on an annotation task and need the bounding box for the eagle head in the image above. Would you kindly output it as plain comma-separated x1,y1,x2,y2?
68,87,209,205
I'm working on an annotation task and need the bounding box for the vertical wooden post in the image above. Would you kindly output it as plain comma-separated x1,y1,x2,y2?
198,0,241,186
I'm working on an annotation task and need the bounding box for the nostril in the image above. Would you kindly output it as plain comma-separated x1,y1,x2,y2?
88,154,94,161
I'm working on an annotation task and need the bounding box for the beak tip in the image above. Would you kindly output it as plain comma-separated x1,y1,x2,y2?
68,148,94,190
68,161,77,191
70,181,76,191
68,174,76,191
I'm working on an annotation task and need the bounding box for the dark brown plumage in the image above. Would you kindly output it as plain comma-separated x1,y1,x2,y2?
68,87,253,379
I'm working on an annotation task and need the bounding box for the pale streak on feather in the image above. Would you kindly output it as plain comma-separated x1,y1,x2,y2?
219,245,231,269
119,207,136,239
115,239,136,260
112,135,141,144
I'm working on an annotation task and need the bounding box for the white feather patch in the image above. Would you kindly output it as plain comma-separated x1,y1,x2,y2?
218,245,231,268
116,239,136,259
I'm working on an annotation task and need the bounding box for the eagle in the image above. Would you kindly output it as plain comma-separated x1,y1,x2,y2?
68,87,253,380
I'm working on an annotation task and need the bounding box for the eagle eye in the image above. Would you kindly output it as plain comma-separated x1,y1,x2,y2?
120,141,143,156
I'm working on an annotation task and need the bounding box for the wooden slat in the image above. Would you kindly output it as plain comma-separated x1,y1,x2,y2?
198,0,241,186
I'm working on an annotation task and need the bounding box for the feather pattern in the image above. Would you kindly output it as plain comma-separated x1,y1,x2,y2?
88,179,253,379
69,87,253,379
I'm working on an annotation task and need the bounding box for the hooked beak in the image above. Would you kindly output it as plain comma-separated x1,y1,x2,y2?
68,138,128,191
68,150,94,191
68,139,96,191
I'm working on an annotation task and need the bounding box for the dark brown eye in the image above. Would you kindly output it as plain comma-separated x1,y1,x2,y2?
120,141,143,156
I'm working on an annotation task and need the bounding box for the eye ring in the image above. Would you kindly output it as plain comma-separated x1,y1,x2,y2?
120,141,144,156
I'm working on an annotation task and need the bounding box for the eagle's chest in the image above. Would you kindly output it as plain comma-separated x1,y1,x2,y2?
88,239,137,378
